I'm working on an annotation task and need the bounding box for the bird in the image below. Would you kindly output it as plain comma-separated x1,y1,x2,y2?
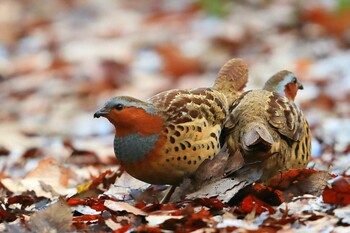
94,58,248,185
222,70,311,182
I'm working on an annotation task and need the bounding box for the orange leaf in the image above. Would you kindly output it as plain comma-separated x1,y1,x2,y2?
113,225,131,233
264,168,330,201
237,195,275,214
323,177,350,205
73,214,101,222
156,44,203,79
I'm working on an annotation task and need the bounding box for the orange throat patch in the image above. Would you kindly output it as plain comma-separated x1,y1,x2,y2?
106,107,165,137
284,83,298,101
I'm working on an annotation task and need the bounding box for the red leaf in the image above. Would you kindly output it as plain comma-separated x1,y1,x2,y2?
265,169,319,189
301,7,350,37
250,183,284,206
134,202,147,209
22,147,43,159
73,214,101,222
67,198,86,206
7,195,35,209
0,146,10,156
88,170,120,190
264,168,330,200
193,198,225,210
67,197,107,211
156,44,203,79
160,203,177,211
141,203,163,213
323,177,350,205
237,195,275,214
67,149,100,165
192,208,211,220
113,225,131,233
136,226,162,233
0,209,17,222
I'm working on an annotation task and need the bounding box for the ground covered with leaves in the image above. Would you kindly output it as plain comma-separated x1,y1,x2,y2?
1,0,350,232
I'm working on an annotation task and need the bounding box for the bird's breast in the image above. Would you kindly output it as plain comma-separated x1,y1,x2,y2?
114,133,160,163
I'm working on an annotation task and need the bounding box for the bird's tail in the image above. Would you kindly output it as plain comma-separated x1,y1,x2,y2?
242,124,274,155
213,58,248,107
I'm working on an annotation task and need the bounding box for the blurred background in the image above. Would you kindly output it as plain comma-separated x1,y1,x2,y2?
0,0,350,177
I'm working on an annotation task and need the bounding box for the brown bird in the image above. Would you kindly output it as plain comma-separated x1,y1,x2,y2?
94,58,248,185
222,70,311,182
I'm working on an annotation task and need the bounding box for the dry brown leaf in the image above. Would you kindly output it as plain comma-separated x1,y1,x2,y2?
192,150,231,185
156,44,203,79
172,149,260,202
26,157,69,187
104,200,146,216
146,215,183,227
266,169,330,200
2,158,76,198
301,7,350,37
185,178,251,203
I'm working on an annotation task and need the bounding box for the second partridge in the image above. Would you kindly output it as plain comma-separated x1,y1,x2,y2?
222,70,311,181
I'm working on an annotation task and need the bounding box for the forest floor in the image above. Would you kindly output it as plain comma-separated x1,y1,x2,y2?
1,0,350,232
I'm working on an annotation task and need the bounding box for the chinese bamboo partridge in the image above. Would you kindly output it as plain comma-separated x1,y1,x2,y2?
94,58,248,185
222,70,311,181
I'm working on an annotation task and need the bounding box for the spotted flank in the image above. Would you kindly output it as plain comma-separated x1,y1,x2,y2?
161,118,222,177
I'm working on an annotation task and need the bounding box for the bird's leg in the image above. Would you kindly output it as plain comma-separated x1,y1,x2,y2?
160,185,177,204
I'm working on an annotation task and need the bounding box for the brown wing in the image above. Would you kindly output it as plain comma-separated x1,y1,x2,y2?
148,88,228,126
266,92,305,141
213,58,248,107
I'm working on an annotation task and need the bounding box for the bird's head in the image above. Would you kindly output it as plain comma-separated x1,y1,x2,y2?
94,96,164,137
263,70,303,101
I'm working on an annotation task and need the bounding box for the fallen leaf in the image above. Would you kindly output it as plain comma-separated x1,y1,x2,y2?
72,214,101,222
66,149,100,165
333,205,350,224
156,44,203,79
104,200,146,216
173,149,254,202
265,168,330,200
236,195,275,215
67,197,106,212
301,7,350,37
7,195,36,210
323,176,350,205
1,158,76,198
0,146,10,156
26,157,69,187
185,178,251,203
104,173,151,201
146,215,183,227
0,209,17,222
192,198,225,210
22,147,43,159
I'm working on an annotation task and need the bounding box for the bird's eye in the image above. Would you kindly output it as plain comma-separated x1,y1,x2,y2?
292,77,298,83
114,104,124,111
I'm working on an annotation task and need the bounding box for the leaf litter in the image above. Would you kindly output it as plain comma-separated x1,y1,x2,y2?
0,0,350,232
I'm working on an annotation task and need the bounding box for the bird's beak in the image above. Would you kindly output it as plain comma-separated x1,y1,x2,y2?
94,108,110,118
297,82,304,90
